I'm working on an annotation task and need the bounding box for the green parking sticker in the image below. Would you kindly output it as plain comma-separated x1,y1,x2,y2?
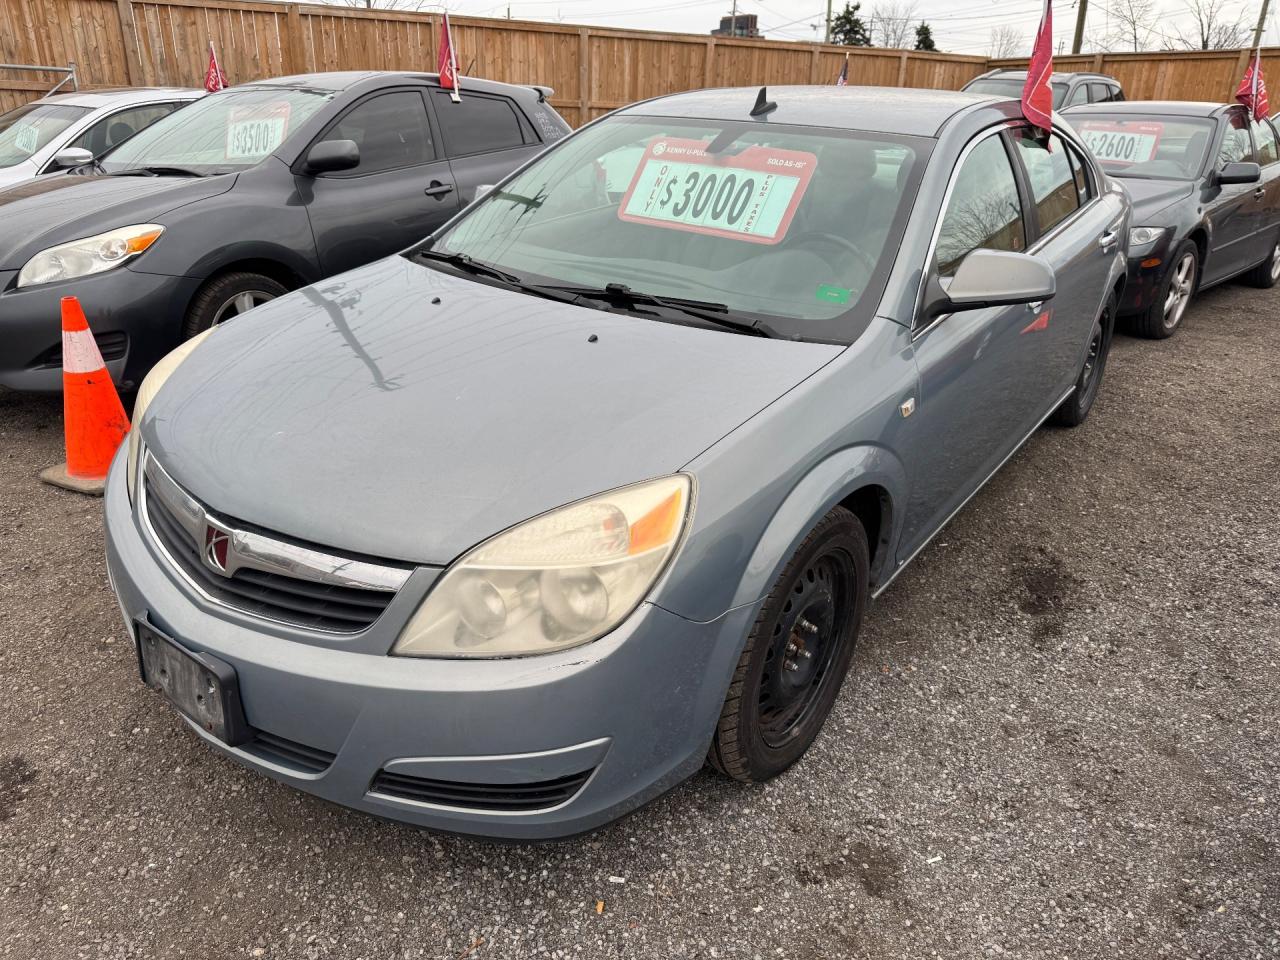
815,283,851,304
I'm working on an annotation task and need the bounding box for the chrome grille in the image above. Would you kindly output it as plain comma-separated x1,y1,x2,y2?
141,453,411,633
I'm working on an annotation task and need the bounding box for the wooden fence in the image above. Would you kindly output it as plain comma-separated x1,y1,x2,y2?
2,0,1276,122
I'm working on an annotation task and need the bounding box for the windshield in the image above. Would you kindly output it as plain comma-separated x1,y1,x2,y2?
1074,115,1215,179
99,87,333,175
965,78,1068,108
423,116,927,342
0,103,91,168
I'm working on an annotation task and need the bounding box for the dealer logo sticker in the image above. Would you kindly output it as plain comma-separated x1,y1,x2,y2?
203,523,232,575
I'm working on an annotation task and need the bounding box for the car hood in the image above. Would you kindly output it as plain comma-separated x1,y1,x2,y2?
0,173,233,269
146,257,844,565
1118,177,1195,224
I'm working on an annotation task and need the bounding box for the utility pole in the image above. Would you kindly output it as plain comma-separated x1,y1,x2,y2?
825,0,833,43
731,0,738,36
1071,0,1088,54
1252,0,1271,49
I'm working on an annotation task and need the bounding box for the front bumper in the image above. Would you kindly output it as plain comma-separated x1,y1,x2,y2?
0,267,198,392
1119,241,1176,317
103,451,755,840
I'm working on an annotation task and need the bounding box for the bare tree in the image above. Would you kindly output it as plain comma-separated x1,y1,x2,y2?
870,2,919,49
1107,0,1160,51
1174,0,1250,49
987,25,1023,59
335,0,436,10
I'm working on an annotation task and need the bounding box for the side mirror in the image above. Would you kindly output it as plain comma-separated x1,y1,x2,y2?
474,183,496,201
923,249,1056,320
48,147,94,171
303,139,360,175
1218,161,1261,185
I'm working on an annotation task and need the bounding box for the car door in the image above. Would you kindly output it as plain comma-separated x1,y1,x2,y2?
430,89,545,205
1007,127,1117,385
301,88,460,276
1248,116,1280,250
1203,108,1260,284
897,129,1046,559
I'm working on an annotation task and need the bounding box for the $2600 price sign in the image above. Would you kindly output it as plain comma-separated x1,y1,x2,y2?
1078,121,1163,166
618,138,817,244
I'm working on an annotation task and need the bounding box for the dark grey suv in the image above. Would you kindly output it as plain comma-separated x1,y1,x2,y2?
0,71,569,391
963,69,1124,109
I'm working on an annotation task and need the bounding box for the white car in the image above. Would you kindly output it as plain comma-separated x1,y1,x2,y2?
0,86,204,188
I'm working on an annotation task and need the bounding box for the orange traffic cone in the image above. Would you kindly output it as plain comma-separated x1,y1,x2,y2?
39,296,131,496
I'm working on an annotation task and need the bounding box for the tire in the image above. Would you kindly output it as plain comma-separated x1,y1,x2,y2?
708,507,869,783
1125,240,1196,339
1243,235,1280,289
1050,292,1114,428
183,272,287,339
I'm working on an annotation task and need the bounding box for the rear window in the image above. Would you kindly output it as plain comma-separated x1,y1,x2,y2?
0,102,91,167
964,78,1068,109
1075,115,1215,179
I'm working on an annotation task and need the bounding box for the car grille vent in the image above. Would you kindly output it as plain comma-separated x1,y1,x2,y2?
31,331,128,368
243,731,337,774
369,768,594,812
144,477,397,633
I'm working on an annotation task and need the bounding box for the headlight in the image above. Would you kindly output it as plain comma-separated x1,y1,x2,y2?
126,327,216,504
394,475,692,658
1128,226,1167,247
17,224,164,288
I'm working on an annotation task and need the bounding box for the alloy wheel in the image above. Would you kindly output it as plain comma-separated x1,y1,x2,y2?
212,290,276,325
1271,243,1280,282
1162,252,1195,331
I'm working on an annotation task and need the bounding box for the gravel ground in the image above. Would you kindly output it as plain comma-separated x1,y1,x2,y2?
1,281,1277,960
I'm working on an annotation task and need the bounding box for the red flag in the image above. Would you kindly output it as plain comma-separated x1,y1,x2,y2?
1021,0,1053,134
204,41,227,93
438,12,461,102
1236,48,1269,121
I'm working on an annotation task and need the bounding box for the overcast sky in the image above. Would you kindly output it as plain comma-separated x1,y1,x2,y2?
428,0,1278,57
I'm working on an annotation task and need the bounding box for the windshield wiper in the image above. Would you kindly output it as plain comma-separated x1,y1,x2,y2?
551,283,788,339
110,165,205,178
411,249,597,308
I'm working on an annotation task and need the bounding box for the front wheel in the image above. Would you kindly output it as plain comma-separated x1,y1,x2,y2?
1050,293,1114,428
1128,240,1196,339
708,507,869,782
183,272,286,339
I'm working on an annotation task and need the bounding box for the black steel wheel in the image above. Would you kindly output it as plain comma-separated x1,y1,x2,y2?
1050,293,1114,428
708,507,868,782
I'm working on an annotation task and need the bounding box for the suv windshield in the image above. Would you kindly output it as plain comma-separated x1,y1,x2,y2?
965,78,1068,109
99,87,333,175
1074,115,1215,179
0,103,91,167
421,115,927,342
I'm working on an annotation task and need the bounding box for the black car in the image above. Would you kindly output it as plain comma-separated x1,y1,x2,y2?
963,69,1124,109
1066,100,1280,338
0,71,569,391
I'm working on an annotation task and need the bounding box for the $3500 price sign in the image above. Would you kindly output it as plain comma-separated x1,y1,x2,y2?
225,103,293,160
1078,122,1163,166
617,138,817,244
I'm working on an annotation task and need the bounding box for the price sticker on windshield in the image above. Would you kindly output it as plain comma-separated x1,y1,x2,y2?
617,138,817,244
12,123,40,155
225,102,292,160
1077,121,1163,165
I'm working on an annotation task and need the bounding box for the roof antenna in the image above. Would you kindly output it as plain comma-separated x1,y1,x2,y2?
750,86,777,118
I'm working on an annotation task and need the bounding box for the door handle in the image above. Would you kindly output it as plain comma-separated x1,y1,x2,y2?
1098,230,1119,251
1254,186,1267,200
424,180,454,198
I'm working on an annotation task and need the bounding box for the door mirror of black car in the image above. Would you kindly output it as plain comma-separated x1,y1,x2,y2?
922,249,1056,321
1218,161,1261,185
48,147,94,171
303,139,360,175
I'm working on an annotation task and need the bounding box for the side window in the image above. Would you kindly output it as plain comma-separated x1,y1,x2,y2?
322,91,434,175
1251,118,1278,165
1066,85,1090,107
433,92,527,156
1088,82,1112,103
69,103,178,157
1110,84,1125,102
935,134,1026,277
1065,140,1093,204
1219,111,1255,165
1011,130,1081,233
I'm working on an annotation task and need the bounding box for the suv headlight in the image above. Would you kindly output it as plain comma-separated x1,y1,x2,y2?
1128,226,1167,247
126,327,216,504
18,224,164,288
394,475,692,658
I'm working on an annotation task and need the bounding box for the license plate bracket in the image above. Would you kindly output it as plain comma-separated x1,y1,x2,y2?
135,618,253,746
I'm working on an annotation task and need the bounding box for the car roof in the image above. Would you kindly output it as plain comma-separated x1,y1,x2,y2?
36,87,204,108
615,85,1000,137
981,69,1114,83
242,71,546,100
1063,100,1238,118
